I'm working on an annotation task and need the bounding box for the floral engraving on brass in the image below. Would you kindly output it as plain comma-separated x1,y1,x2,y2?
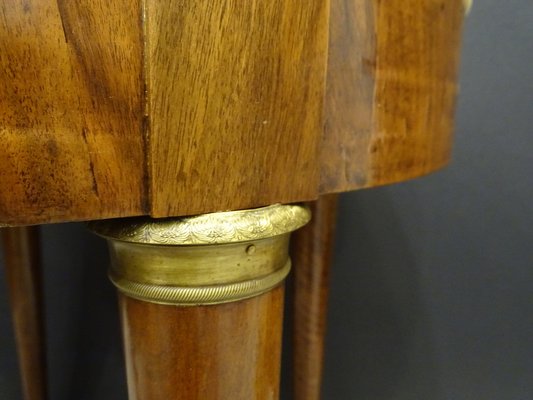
89,204,310,245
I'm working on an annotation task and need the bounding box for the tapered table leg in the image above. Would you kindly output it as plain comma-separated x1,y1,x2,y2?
292,194,339,400
119,287,285,399
89,204,310,400
2,226,47,400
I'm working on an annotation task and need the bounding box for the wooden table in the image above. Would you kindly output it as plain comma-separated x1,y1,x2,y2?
0,1,467,398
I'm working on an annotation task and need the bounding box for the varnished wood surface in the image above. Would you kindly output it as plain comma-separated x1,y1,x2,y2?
119,286,285,400
147,0,329,217
321,0,465,192
0,0,146,225
0,1,466,225
2,226,47,400
291,195,338,400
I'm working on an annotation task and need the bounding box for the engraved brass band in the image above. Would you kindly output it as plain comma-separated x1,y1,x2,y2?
89,204,310,306
89,204,310,245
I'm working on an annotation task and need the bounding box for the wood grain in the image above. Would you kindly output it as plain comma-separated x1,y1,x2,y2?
321,0,465,192
0,0,146,225
119,287,285,400
0,0,465,225
291,194,338,400
2,226,47,400
146,0,329,217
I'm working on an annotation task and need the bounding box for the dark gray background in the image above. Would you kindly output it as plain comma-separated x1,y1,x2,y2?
1,0,532,398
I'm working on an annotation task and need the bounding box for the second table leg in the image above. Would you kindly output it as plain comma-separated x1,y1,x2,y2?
2,226,47,400
292,194,339,400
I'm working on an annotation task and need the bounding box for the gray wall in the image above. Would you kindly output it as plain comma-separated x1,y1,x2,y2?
1,0,532,398
322,1,533,398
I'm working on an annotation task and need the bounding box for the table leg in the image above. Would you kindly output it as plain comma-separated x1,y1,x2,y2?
89,204,310,399
292,194,338,400
119,287,285,399
2,226,47,400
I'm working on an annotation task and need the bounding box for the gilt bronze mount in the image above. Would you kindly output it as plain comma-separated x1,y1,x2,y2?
89,204,310,306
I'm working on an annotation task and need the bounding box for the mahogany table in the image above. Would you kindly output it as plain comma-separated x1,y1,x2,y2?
0,0,467,398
